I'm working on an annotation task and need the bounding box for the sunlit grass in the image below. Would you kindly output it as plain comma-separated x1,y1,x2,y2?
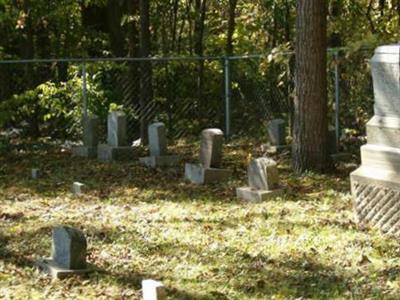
1,139,400,299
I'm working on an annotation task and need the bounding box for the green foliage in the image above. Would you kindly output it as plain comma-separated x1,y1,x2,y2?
108,102,124,112
0,0,398,141
0,65,112,139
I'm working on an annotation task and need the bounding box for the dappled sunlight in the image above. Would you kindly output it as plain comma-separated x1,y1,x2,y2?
1,139,400,298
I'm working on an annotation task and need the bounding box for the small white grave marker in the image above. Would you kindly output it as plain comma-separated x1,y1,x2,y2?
142,279,167,300
72,182,86,194
31,168,40,179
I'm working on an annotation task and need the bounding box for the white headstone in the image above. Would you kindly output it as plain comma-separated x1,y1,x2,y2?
72,182,86,194
199,128,224,169
371,45,400,117
267,119,286,146
83,115,99,148
142,279,167,300
148,123,167,157
52,226,87,270
248,157,279,190
107,111,127,147
31,168,40,179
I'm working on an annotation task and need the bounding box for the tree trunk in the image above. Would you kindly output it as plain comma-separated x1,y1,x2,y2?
139,0,153,144
193,0,207,114
226,0,237,56
292,0,328,173
126,0,140,140
22,0,40,137
106,0,126,57
177,0,193,53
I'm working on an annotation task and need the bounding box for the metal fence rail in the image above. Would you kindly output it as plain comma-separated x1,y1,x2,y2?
0,49,374,152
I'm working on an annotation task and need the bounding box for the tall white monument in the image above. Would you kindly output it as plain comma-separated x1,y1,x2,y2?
351,44,400,235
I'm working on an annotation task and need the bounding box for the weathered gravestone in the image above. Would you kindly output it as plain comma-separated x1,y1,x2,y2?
31,168,40,179
36,226,91,279
185,128,231,184
98,111,135,161
267,119,286,146
263,119,290,154
139,122,179,168
72,182,86,195
237,157,283,202
351,44,400,235
142,279,167,300
73,115,99,158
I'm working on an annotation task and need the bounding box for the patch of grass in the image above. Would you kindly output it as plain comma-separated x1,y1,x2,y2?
1,139,400,299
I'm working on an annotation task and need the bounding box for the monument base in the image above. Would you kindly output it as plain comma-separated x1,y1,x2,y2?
72,146,97,159
139,155,179,168
236,187,283,202
184,163,231,184
367,116,400,148
351,166,400,235
35,258,92,280
97,144,135,161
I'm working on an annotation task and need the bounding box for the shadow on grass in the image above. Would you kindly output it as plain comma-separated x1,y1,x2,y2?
1,147,245,204
105,237,353,298
1,139,353,206
0,215,391,298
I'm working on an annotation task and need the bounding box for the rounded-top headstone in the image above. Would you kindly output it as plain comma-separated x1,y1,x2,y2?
200,128,224,168
51,226,87,270
371,44,400,118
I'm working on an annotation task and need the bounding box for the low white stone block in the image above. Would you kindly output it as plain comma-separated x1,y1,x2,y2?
72,182,86,194
142,279,167,300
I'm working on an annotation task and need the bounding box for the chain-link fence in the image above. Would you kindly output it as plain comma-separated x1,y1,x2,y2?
0,48,374,155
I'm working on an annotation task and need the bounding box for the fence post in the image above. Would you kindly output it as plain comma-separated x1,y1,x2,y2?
224,56,231,139
334,51,340,151
82,62,88,119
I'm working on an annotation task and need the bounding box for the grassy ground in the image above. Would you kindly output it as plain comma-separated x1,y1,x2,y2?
1,139,400,299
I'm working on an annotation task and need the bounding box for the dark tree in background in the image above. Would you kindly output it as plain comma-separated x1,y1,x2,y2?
193,0,207,104
139,0,153,144
226,0,237,56
292,0,328,172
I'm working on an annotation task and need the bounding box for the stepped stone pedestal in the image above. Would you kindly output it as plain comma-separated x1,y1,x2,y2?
350,44,400,235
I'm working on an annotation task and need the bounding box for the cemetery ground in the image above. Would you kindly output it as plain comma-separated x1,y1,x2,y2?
1,139,400,299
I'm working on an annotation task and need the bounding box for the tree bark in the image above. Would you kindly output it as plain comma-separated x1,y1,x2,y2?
293,0,328,173
22,0,40,137
193,0,207,111
226,0,237,56
139,0,153,144
106,0,126,57
125,0,140,139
